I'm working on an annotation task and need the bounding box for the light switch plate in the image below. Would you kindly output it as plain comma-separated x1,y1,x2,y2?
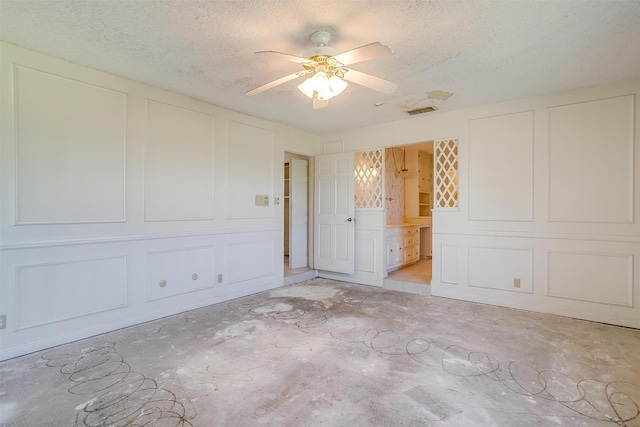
255,195,269,206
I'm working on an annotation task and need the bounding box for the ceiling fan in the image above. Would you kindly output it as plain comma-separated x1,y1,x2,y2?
246,31,397,109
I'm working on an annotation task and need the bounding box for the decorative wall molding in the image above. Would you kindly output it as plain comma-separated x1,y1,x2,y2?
225,121,275,220
144,99,215,222
440,243,458,284
0,227,281,250
13,64,127,225
145,245,215,302
14,256,127,330
468,245,533,293
468,111,534,222
226,239,275,284
354,235,378,273
432,229,640,243
546,250,634,307
547,94,634,224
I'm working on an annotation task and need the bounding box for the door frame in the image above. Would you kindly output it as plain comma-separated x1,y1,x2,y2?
283,151,314,271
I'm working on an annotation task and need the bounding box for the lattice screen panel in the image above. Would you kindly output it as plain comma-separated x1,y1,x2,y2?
435,139,459,209
354,149,383,209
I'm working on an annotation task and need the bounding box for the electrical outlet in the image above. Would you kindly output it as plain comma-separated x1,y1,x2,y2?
0,314,6,330
513,278,521,288
217,274,223,284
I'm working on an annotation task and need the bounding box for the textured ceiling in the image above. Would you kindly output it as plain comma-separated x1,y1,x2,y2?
2,1,639,134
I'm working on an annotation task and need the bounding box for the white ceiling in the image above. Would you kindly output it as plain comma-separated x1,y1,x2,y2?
2,1,639,135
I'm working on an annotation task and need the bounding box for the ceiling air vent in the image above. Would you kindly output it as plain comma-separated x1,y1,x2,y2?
406,106,438,116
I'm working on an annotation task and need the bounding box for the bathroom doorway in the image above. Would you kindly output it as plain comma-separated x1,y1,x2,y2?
383,141,433,291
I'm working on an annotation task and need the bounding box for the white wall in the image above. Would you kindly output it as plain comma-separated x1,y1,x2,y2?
0,43,321,361
1,42,637,363
320,78,640,328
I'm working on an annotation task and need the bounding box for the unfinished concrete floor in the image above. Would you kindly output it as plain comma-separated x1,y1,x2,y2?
1,278,639,426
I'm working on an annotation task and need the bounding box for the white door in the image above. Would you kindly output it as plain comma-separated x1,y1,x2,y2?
314,152,355,274
289,158,308,269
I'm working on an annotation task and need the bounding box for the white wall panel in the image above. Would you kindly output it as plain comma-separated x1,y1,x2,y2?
226,239,274,283
548,251,633,306
14,66,126,223
226,121,273,219
145,100,215,221
15,257,126,329
469,246,533,293
440,244,458,284
355,235,376,273
145,246,215,301
469,111,533,221
1,44,304,361
548,95,634,223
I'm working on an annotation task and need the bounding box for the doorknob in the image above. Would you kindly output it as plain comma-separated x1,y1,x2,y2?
346,217,353,222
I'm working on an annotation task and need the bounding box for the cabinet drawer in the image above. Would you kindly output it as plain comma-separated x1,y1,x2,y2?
404,250,414,263
404,237,413,247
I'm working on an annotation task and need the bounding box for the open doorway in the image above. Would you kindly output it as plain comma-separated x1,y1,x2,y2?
284,152,315,284
383,141,433,291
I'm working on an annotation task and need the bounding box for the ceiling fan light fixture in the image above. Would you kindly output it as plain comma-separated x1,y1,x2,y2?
329,75,348,96
312,71,330,92
297,77,315,98
297,72,348,101
248,31,396,108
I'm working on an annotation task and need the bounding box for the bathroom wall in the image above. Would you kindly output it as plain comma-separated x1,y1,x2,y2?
384,147,405,223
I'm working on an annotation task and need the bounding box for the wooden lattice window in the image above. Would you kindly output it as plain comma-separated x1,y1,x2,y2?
354,149,383,209
435,139,459,209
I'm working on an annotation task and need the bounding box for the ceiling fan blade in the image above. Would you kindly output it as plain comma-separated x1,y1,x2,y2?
313,98,329,109
256,51,313,64
246,71,309,96
333,42,393,66
342,68,397,94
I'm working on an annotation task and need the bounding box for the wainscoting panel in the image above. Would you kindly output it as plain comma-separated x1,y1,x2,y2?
469,246,533,293
226,239,275,284
144,100,215,221
548,95,634,223
547,251,633,307
145,246,215,301
355,234,377,273
14,65,126,224
226,121,274,219
469,111,534,221
15,256,127,329
440,244,458,284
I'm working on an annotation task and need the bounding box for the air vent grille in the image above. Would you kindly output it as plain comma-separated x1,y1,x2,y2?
406,106,437,116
